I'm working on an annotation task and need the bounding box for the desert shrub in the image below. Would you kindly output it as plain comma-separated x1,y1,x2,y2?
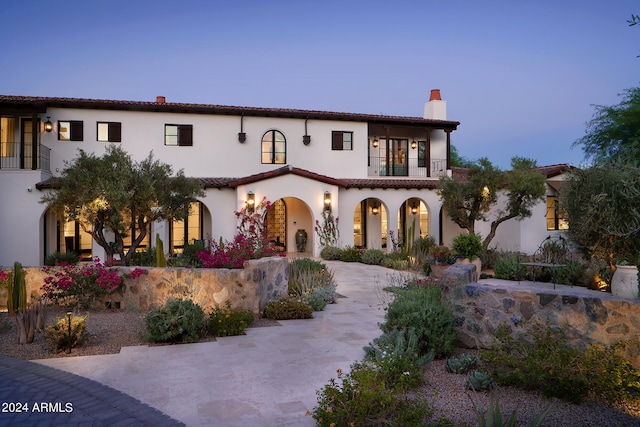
556,260,590,287
264,295,313,320
493,252,525,281
383,251,410,270
364,328,433,386
208,300,254,337
339,246,362,262
45,315,88,352
480,247,499,270
44,251,79,266
361,248,385,265
480,323,588,403
130,247,156,266
288,259,337,310
171,240,206,267
145,298,206,343
413,236,436,266
380,283,457,359
320,245,343,260
312,360,434,427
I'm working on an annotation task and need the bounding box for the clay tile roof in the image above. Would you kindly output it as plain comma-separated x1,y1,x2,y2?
226,166,348,188
0,95,459,129
341,178,440,189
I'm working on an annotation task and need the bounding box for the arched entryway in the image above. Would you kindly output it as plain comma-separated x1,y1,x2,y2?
397,198,429,248
265,197,313,255
353,198,387,250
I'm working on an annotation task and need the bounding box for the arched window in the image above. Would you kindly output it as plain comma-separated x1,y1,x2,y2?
261,130,286,164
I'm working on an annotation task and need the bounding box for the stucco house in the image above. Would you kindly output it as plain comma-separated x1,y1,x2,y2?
0,90,569,267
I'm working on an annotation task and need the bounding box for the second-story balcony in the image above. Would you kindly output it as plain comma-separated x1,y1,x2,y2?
0,141,51,172
368,156,447,178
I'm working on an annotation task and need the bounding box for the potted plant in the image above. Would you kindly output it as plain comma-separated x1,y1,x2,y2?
427,245,453,279
452,232,483,275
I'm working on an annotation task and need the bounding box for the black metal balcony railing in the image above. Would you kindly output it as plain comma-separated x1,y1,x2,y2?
368,156,447,177
0,141,51,172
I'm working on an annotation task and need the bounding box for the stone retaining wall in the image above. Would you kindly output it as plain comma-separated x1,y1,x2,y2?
441,271,640,368
12,256,289,314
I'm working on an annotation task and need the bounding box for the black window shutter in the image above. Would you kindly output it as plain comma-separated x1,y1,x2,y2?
179,125,193,146
332,131,343,150
70,121,83,141
110,123,122,142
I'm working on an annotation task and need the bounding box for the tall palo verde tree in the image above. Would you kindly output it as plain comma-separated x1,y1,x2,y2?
41,146,205,265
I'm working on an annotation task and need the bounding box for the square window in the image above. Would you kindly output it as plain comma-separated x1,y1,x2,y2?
58,120,83,141
97,122,121,142
332,131,353,150
165,124,193,146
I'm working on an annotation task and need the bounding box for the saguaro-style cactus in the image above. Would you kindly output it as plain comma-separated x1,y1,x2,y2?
6,262,45,344
156,234,166,267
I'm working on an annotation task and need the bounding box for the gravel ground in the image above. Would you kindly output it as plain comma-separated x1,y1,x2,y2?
0,308,638,426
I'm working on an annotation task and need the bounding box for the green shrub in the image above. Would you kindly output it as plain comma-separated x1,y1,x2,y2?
320,245,343,260
264,295,313,320
313,361,433,427
380,283,457,359
413,236,436,266
361,248,385,265
145,298,206,343
130,246,156,266
480,247,499,271
208,301,254,337
364,328,433,386
480,323,588,403
452,233,482,260
44,251,79,266
556,260,590,287
493,252,525,281
45,315,88,352
288,259,337,310
339,246,362,262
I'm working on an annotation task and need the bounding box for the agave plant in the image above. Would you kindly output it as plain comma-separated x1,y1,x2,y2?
474,396,553,427
467,370,495,392
445,353,478,374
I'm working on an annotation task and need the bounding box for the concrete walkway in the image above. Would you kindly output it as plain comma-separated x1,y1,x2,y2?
31,261,399,426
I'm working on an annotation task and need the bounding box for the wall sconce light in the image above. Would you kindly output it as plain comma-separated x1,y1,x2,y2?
323,191,332,212
372,203,380,215
246,191,255,213
411,140,417,149
44,117,53,133
238,115,246,143
411,203,419,215
303,119,311,145
372,137,379,148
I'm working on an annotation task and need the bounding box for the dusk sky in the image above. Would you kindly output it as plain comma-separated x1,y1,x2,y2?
1,0,638,168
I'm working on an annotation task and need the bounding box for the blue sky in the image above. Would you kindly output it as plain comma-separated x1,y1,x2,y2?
1,0,638,168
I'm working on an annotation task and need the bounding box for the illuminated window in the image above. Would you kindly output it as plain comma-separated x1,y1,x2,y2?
171,202,203,253
546,196,568,230
261,130,286,164
58,120,84,141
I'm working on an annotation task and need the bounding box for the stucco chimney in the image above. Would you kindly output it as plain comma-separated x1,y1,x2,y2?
424,89,446,120
156,96,166,103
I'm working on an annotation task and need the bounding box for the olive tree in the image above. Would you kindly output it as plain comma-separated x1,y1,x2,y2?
561,162,640,266
41,145,205,265
438,157,546,251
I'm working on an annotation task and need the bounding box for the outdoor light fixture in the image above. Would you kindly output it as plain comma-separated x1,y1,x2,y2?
372,137,379,148
323,191,332,211
238,115,246,143
411,140,417,149
246,192,255,213
411,203,419,215
303,119,311,145
66,308,73,354
44,117,53,133
372,203,380,215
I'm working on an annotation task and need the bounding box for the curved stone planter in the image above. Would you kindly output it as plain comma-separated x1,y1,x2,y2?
611,265,639,299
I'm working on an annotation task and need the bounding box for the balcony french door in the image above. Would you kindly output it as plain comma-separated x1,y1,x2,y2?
380,138,408,176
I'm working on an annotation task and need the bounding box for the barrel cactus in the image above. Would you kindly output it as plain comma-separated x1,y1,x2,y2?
467,370,495,391
445,353,478,374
